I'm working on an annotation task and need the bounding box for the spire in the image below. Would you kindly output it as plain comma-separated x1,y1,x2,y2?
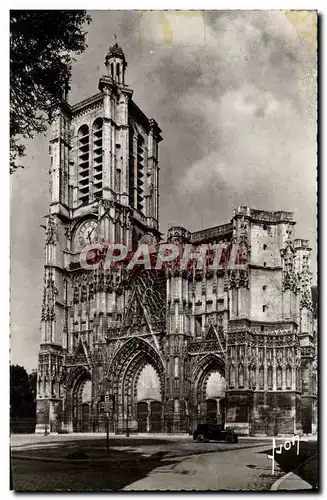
105,36,127,84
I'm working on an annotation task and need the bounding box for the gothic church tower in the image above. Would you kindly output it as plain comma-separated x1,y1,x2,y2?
36,42,162,433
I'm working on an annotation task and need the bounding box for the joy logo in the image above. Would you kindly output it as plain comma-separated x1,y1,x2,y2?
267,435,300,475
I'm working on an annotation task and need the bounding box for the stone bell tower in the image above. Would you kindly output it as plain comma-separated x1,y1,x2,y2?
35,41,162,434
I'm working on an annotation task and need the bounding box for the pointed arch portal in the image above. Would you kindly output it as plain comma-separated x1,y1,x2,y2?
65,366,92,433
191,354,226,430
136,365,162,432
108,338,165,433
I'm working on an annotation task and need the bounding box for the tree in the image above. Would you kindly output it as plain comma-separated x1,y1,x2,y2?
10,365,35,419
10,10,91,173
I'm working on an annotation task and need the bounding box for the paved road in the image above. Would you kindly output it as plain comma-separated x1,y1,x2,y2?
123,444,283,491
11,443,278,492
11,435,271,461
10,434,318,492
11,454,165,491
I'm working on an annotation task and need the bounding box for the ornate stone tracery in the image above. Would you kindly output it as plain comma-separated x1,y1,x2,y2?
45,215,57,245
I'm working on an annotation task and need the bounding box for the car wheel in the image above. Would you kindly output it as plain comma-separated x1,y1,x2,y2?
225,434,233,444
196,434,206,442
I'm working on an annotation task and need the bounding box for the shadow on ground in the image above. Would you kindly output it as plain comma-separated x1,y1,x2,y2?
11,436,267,460
11,437,176,460
11,436,173,449
11,437,193,491
260,441,318,489
11,447,180,492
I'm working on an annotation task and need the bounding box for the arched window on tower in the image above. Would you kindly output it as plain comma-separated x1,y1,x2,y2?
51,378,55,397
114,219,120,243
238,364,244,388
297,367,301,390
111,62,114,78
92,118,103,199
267,366,273,389
115,167,121,195
251,365,256,389
286,365,292,389
302,364,310,392
259,366,264,389
277,366,282,389
78,125,90,204
312,373,316,392
195,315,202,337
116,63,120,83
229,365,235,388
132,227,138,248
174,357,179,378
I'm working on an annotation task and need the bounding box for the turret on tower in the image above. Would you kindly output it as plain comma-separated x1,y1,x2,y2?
105,36,127,85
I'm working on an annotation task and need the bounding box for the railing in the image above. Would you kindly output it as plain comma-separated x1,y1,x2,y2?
190,223,233,243
250,209,294,222
188,339,223,354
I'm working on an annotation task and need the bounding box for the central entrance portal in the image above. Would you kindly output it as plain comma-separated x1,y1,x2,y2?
137,400,162,432
136,364,162,433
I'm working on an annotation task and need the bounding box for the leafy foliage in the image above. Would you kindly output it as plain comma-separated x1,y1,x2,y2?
10,364,36,418
10,10,91,173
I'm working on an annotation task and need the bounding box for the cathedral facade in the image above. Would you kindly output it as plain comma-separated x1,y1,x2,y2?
36,43,317,436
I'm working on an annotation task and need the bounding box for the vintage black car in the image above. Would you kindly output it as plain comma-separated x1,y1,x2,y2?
193,423,238,443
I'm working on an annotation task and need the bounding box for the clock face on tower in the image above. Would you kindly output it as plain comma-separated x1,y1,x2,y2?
76,220,99,248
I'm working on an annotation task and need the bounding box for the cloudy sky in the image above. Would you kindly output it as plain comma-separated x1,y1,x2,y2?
10,10,317,371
